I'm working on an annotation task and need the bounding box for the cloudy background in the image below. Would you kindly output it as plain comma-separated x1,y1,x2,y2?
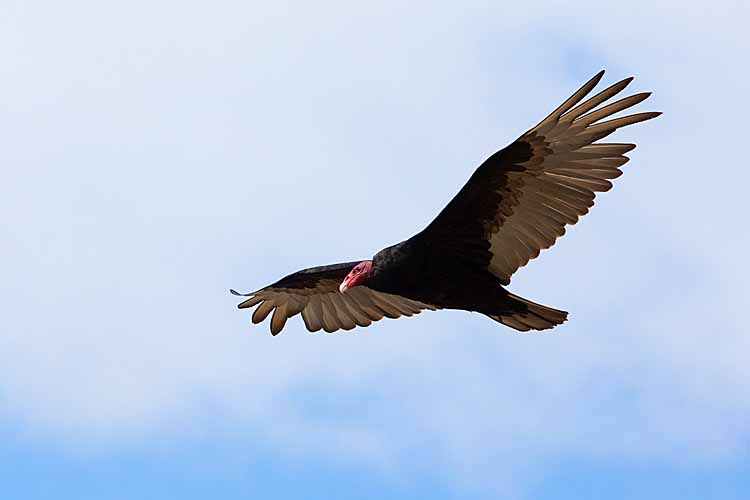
1,1,748,498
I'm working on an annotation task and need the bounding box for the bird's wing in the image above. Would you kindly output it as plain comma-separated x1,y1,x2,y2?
232,262,439,335
422,70,660,285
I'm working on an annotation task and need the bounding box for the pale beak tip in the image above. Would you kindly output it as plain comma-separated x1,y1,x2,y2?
339,282,348,294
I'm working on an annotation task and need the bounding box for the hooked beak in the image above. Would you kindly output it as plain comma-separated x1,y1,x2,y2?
340,261,371,293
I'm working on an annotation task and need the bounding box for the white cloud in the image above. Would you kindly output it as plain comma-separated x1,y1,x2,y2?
1,0,748,494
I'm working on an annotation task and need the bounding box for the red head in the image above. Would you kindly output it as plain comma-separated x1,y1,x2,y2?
339,261,373,293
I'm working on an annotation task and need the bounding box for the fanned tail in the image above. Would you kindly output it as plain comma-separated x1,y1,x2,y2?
487,292,568,332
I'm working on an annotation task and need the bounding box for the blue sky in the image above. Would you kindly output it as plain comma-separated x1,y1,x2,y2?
1,1,749,499
3,432,749,500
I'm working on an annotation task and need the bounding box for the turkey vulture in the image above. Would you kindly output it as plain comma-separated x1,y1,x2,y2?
232,70,659,335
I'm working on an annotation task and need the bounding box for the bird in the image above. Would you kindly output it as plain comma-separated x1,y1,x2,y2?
232,70,659,335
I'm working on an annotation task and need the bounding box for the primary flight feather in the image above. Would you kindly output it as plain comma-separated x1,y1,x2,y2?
232,70,660,335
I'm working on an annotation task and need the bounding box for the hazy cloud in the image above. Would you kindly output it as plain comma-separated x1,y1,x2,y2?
1,0,748,495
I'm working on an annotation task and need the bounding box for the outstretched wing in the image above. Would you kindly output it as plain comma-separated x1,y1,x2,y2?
422,70,660,284
232,262,438,335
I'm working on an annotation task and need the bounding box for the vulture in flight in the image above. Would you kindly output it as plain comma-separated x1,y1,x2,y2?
232,71,659,335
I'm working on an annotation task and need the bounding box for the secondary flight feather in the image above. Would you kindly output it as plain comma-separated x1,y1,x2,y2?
232,70,660,335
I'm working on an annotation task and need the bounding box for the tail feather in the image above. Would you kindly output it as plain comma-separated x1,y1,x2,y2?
488,292,568,332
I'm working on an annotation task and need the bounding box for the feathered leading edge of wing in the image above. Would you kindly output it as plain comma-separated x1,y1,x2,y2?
231,262,439,335
423,70,660,285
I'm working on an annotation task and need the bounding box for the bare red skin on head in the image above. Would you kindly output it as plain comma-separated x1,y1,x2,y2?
339,260,372,292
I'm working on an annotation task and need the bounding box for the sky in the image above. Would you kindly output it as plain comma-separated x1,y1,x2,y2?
1,1,749,499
